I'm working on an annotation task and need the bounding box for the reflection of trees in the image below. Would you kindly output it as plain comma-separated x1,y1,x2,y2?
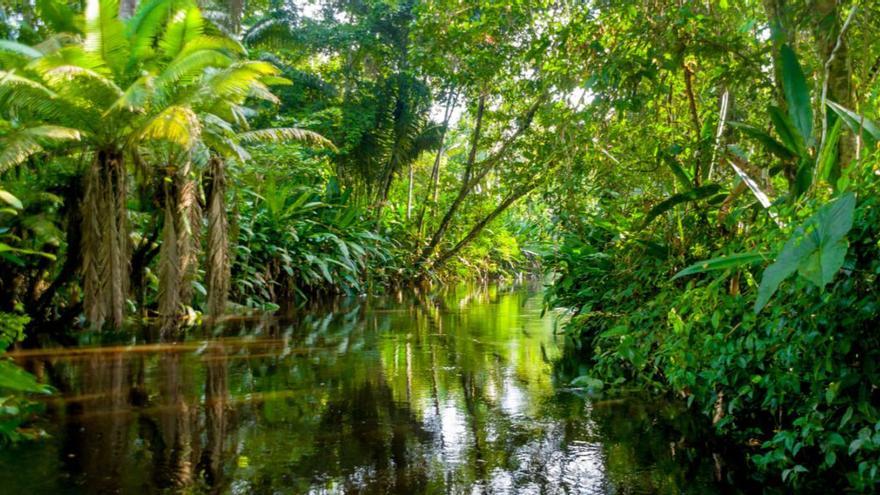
152,349,196,490
295,376,432,493
2,283,754,494
62,350,136,494
28,338,234,494
197,342,229,493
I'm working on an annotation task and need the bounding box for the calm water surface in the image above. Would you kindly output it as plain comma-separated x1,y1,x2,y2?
0,285,740,494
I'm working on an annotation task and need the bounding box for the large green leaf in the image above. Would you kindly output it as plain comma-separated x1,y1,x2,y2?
672,252,768,280
660,153,693,190
769,105,807,158
816,117,843,185
729,121,795,160
755,193,855,312
780,45,813,147
826,100,880,151
0,360,52,394
642,184,723,228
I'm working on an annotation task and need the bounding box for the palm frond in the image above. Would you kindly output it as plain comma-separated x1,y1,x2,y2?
0,71,66,121
35,0,80,34
42,65,125,106
128,0,180,60
84,0,129,72
178,35,245,58
238,127,336,150
0,41,43,69
200,61,284,106
0,125,81,172
159,6,205,60
105,74,154,115
155,47,233,91
138,104,201,147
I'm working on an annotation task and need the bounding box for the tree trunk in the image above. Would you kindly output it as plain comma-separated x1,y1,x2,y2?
157,162,200,333
406,163,414,221
417,91,457,236
119,0,138,19
812,0,854,173
82,150,129,330
418,92,544,266
228,0,243,34
205,156,230,319
418,95,486,264
432,185,536,269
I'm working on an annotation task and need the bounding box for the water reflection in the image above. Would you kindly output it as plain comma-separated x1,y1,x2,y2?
1,284,742,494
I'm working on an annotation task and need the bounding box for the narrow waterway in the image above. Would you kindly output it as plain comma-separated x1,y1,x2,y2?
0,284,738,494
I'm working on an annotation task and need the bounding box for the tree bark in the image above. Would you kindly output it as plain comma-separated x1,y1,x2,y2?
228,0,243,34
205,156,230,319
158,161,200,333
82,150,129,330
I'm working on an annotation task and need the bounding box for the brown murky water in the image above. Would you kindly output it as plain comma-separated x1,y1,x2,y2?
0,284,744,494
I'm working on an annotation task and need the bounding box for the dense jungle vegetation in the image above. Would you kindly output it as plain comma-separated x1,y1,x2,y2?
1,0,880,490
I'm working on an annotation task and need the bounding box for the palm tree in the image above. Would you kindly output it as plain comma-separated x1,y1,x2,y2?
0,0,265,328
199,120,334,320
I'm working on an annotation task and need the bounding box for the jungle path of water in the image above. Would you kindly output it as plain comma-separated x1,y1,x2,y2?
0,284,746,494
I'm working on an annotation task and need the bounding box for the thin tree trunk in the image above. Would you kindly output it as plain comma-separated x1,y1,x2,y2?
813,0,854,173
683,62,703,186
418,93,545,266
406,163,414,221
418,94,487,264
228,0,243,34
432,185,536,269
417,91,457,236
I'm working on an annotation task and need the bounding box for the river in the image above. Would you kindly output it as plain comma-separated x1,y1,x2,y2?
0,284,741,494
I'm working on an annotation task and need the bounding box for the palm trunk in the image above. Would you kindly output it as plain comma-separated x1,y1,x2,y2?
158,161,200,333
205,156,230,319
82,150,129,329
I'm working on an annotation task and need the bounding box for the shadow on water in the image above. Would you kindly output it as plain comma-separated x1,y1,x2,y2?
0,283,754,494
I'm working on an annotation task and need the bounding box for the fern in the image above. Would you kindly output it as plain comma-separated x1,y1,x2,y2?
84,0,129,73
0,125,81,172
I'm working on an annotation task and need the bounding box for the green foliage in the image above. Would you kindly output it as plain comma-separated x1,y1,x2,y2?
230,150,396,308
780,44,813,147
755,193,855,312
673,252,767,280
